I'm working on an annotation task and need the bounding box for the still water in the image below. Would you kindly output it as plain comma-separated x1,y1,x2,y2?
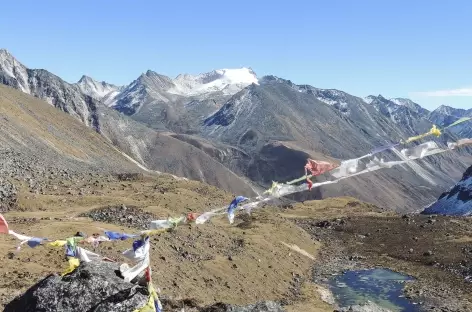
328,268,420,312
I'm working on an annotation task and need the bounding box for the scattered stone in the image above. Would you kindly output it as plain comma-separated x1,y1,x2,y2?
79,205,158,229
0,178,18,212
115,173,144,181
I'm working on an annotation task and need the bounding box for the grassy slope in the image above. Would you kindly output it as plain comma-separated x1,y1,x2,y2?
0,174,333,311
0,84,140,172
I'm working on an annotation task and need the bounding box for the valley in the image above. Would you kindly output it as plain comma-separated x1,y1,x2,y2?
1,47,472,312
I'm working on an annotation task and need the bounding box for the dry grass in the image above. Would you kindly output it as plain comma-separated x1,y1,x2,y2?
0,175,334,310
0,84,139,170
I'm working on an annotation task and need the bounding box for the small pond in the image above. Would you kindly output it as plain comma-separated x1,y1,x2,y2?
328,268,421,312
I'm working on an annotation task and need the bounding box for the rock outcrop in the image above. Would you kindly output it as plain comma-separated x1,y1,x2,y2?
4,261,286,312
422,165,472,216
4,261,148,312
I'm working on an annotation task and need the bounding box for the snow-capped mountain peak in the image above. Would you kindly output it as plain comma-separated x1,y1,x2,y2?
170,67,258,96
434,104,457,116
76,75,122,102
390,98,412,106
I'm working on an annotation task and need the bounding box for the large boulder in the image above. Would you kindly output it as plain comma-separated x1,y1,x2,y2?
4,261,148,312
4,260,287,312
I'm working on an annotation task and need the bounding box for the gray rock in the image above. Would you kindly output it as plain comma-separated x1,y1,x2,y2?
338,300,393,312
4,261,149,312
79,205,158,229
200,301,286,312
4,260,286,312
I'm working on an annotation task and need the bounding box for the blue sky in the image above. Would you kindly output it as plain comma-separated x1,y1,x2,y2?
1,0,471,110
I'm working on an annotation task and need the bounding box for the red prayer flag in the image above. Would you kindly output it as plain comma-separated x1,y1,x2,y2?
145,267,151,282
0,214,8,234
186,213,198,222
306,177,313,191
304,159,338,176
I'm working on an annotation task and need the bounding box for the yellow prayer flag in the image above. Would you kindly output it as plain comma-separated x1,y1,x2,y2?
405,125,441,143
133,284,160,312
140,228,168,237
263,181,280,195
48,240,67,247
61,257,80,276
430,125,441,137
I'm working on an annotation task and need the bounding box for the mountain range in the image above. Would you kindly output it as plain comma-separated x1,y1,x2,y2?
0,48,471,212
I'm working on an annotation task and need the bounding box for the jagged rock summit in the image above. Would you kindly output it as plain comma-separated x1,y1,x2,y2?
76,75,123,103
4,261,286,312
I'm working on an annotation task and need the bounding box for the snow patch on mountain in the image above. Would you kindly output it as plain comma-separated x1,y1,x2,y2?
390,98,409,106
363,96,376,104
310,89,351,115
390,98,429,116
170,68,258,96
102,90,121,106
422,166,472,215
